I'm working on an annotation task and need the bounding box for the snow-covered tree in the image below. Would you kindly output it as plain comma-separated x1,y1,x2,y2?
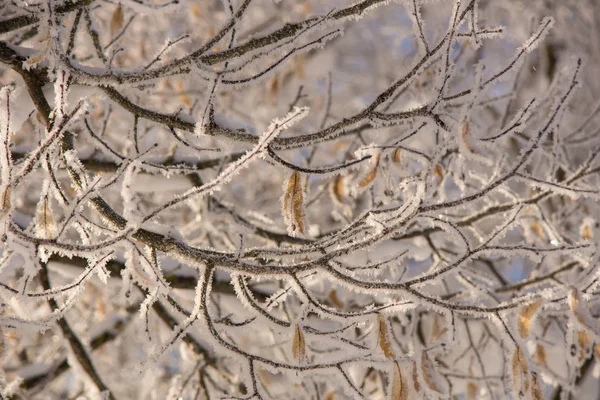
1,0,600,398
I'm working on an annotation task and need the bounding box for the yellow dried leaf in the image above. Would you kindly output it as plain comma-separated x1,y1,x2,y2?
530,221,546,240
462,122,474,152
359,154,380,188
179,95,192,108
421,352,441,393
569,288,580,312
292,325,306,362
331,174,345,204
582,222,593,240
512,347,529,394
0,186,10,211
110,5,124,37
282,171,306,235
534,344,547,366
518,299,543,338
578,330,592,361
433,164,444,182
257,367,273,386
392,363,409,400
595,344,600,359
531,373,543,400
37,196,55,238
377,314,395,359
328,290,342,309
466,382,478,400
392,148,402,163
97,297,106,318
323,392,335,400
191,4,202,19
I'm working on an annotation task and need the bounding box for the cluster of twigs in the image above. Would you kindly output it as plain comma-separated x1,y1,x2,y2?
1,0,600,398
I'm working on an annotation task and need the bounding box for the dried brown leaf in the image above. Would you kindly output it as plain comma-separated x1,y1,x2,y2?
331,174,345,204
257,367,273,386
578,330,592,361
323,392,335,400
392,148,402,163
37,196,55,238
518,299,543,338
377,315,395,359
328,289,342,309
466,381,478,400
433,164,444,183
531,373,543,400
282,171,306,235
392,363,409,400
461,122,474,152
535,344,547,366
292,325,306,362
582,222,593,240
358,154,380,188
0,186,10,211
377,314,395,359
512,347,529,395
110,5,124,37
530,221,546,240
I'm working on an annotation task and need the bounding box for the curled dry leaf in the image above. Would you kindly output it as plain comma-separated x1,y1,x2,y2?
358,153,380,188
512,347,529,395
282,171,306,236
331,174,345,204
392,363,409,400
292,325,306,362
517,299,543,338
110,5,125,37
392,148,402,163
377,314,395,359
